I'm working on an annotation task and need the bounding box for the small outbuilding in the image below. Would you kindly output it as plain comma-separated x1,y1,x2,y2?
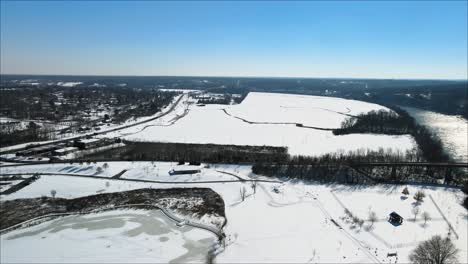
388,212,403,225
169,169,201,175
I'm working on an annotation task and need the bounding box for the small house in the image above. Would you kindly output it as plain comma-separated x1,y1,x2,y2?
389,212,403,225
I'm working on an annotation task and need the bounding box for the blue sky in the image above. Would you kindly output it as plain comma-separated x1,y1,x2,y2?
1,1,467,79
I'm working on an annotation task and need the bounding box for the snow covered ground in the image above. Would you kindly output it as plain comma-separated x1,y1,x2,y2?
228,92,389,128
108,92,415,156
1,161,466,263
1,209,216,263
0,161,242,182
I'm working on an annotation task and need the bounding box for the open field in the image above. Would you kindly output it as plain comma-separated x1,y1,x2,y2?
111,92,416,156
1,161,466,263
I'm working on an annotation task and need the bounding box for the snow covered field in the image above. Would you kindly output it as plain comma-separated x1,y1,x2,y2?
110,92,415,156
1,209,216,263
1,161,466,263
228,92,388,128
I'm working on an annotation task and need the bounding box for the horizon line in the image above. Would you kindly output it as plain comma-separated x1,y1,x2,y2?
1,73,467,82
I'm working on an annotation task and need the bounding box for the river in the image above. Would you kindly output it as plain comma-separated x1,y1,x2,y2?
402,106,468,163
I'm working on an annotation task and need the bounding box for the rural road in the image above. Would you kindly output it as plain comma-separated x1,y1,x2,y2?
0,171,282,185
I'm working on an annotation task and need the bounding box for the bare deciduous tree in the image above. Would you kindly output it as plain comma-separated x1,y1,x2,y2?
412,206,420,222
409,235,459,264
368,211,378,229
50,189,57,198
422,211,431,226
240,187,247,201
251,181,257,194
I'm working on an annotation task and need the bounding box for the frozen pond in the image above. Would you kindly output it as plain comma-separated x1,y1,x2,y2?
403,107,468,163
1,209,217,263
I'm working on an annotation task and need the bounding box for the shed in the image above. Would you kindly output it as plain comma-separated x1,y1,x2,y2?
389,212,403,225
169,169,201,175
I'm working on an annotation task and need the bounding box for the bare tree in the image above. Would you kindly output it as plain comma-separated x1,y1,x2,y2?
368,211,378,229
103,163,109,170
96,166,103,174
412,206,420,222
105,181,110,188
414,190,426,203
422,211,431,226
240,187,247,201
50,189,57,198
409,235,459,264
251,181,257,194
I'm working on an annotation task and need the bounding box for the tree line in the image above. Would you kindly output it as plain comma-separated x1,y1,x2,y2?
333,107,450,162
83,141,289,164
252,148,467,186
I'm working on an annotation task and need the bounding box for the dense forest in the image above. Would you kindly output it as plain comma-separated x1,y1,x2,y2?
252,149,467,186
83,141,289,164
344,83,468,119
2,75,466,117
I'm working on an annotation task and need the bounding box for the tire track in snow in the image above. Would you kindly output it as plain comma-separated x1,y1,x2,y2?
312,193,381,263
255,182,380,263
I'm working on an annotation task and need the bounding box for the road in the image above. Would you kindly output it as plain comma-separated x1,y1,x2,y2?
0,93,187,155
0,171,282,184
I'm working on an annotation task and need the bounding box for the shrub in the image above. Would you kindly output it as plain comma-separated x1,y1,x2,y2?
402,187,409,195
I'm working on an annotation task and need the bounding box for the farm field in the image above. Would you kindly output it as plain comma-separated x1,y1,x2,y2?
111,92,416,156
1,161,466,263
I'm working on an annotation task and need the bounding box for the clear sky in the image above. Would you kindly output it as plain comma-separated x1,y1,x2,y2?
1,1,467,79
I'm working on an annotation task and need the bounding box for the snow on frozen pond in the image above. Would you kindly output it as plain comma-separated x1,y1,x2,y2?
1,209,216,263
116,92,415,156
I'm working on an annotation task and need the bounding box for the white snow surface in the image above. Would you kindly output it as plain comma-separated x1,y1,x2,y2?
1,161,466,263
57,82,82,87
114,92,415,156
229,92,388,128
1,209,216,263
